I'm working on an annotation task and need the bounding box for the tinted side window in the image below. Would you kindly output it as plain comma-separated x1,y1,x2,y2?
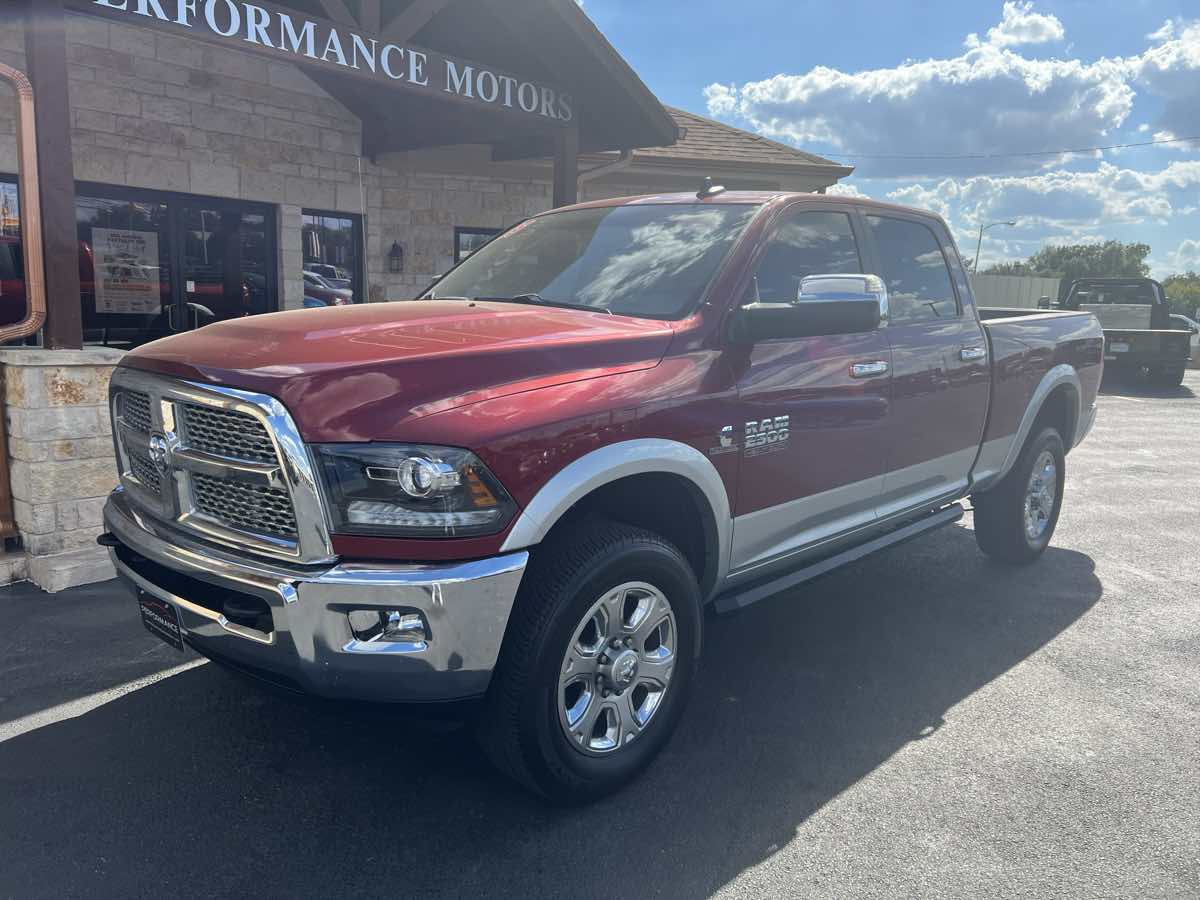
752,211,861,302
866,216,957,323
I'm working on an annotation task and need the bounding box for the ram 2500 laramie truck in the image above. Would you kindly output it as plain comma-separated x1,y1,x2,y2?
101,190,1102,801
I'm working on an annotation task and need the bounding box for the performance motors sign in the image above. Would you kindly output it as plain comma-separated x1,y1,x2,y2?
80,0,574,123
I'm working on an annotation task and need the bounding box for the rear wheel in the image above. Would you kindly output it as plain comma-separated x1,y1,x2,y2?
477,519,700,803
972,426,1065,564
1151,365,1185,387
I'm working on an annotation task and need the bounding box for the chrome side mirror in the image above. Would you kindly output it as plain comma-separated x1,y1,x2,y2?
799,273,889,325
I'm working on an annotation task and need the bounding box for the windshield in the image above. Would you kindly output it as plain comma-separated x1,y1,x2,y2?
426,203,757,319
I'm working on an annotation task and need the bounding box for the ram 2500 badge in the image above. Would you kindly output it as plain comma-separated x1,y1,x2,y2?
101,189,1103,801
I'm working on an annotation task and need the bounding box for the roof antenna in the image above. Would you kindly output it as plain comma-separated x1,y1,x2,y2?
697,176,726,199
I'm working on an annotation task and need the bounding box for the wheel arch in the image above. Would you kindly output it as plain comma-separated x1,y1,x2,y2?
500,439,731,599
991,364,1082,487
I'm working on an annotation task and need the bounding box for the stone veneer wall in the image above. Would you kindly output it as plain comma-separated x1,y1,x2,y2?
0,348,124,592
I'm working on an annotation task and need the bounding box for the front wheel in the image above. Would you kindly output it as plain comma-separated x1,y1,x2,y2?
972,426,1065,564
477,519,701,802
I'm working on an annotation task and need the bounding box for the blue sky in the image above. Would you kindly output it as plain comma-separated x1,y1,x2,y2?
583,1,1200,277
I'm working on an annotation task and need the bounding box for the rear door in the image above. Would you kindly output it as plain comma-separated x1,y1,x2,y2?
861,212,989,516
730,206,893,573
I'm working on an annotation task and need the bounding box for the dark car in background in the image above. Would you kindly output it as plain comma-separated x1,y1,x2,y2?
1044,277,1191,386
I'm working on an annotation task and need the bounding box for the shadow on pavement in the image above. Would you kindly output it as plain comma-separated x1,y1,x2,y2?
1098,372,1196,400
0,525,1102,898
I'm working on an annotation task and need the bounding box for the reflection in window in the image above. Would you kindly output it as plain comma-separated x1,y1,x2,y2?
753,211,861,302
866,216,958,323
455,227,501,265
0,177,25,328
302,211,360,303
430,204,756,319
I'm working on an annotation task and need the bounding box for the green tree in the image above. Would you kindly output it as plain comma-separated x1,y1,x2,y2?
1162,272,1200,319
1025,241,1152,280
983,240,1151,280
981,261,1031,275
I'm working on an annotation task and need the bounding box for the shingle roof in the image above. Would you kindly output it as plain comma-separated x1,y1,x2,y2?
629,107,850,172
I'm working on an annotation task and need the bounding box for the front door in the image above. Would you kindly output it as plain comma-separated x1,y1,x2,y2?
178,202,273,331
730,207,893,573
78,187,277,348
861,212,990,517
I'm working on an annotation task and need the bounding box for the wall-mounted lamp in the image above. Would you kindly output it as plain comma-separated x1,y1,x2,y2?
388,241,404,274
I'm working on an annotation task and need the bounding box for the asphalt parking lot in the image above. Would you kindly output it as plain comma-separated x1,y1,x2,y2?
2,372,1197,899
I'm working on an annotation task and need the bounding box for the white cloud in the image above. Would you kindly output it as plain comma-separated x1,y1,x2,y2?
1166,238,1200,272
887,161,1200,232
1132,19,1200,138
702,5,1200,178
702,83,737,117
965,1,1064,49
824,182,870,198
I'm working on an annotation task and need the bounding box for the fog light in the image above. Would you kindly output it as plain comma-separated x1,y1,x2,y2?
347,609,429,645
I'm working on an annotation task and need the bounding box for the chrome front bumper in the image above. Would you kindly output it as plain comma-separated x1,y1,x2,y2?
104,488,528,702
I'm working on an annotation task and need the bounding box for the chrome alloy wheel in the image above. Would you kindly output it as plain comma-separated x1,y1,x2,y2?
558,581,677,755
1024,450,1058,541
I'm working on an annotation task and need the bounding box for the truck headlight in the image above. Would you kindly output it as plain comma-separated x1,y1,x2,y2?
314,444,517,538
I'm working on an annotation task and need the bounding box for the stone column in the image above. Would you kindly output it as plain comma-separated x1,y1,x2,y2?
1,347,124,591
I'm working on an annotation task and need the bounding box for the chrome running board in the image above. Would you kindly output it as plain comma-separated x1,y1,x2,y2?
714,503,964,614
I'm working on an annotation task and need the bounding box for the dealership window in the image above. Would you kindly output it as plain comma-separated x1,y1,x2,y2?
0,175,25,329
76,184,277,349
455,227,502,265
302,211,362,304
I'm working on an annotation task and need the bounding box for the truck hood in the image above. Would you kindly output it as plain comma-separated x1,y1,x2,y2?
121,300,675,442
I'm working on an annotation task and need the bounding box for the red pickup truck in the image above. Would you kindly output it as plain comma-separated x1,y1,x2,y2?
102,190,1102,801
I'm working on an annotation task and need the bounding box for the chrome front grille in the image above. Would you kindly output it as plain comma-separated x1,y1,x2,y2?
181,404,277,463
109,369,333,563
192,473,298,539
127,448,162,494
120,391,154,434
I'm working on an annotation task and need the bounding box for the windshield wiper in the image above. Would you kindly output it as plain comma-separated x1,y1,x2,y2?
475,293,612,314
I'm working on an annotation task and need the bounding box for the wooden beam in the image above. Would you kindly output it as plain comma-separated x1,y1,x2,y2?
492,136,553,163
318,0,356,27
24,0,81,350
380,0,450,44
357,0,381,33
552,120,579,208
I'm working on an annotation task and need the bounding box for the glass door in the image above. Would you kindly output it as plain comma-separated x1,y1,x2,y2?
179,203,273,330
77,186,277,348
78,194,174,347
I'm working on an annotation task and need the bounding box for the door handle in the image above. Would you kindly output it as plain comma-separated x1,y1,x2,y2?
960,346,987,361
850,360,890,379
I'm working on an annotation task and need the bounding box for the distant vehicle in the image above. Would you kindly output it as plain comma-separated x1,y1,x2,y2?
1042,277,1191,387
303,271,353,307
1168,313,1199,364
304,264,352,291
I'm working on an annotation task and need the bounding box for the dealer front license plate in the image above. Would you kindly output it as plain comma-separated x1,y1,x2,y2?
1108,341,1130,353
138,590,184,651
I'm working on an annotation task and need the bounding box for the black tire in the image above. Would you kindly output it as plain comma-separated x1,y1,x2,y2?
477,518,701,803
1151,366,1185,387
972,426,1065,564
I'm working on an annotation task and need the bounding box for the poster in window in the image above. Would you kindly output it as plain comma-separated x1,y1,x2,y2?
93,227,162,315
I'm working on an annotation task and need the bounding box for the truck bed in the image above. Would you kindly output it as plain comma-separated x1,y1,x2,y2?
971,307,1105,491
